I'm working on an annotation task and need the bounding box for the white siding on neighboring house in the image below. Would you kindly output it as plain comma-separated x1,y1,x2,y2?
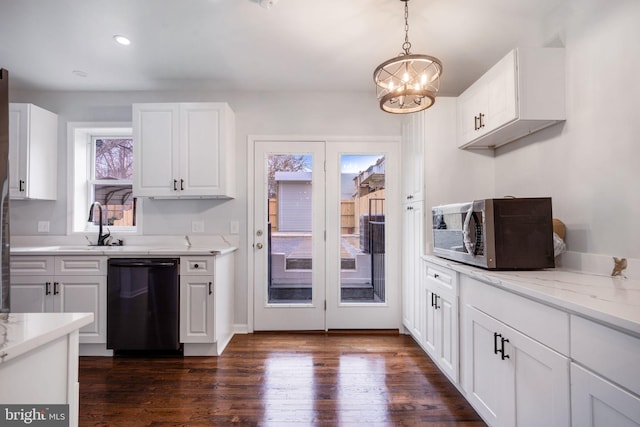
276,172,312,232
341,173,357,200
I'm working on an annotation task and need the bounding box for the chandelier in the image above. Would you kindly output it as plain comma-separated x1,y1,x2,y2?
373,0,442,114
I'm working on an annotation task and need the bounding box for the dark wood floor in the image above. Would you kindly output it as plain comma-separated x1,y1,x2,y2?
79,332,486,426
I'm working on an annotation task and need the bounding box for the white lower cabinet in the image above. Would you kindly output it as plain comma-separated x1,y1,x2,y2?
460,274,570,427
571,363,640,427
464,305,570,427
570,315,640,426
415,259,639,427
180,273,215,343
10,256,107,344
422,261,458,382
179,252,234,356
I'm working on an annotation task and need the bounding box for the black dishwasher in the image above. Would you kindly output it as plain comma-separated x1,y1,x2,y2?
107,258,181,354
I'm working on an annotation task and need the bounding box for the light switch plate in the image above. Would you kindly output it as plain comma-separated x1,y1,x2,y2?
191,221,205,233
37,221,50,233
230,221,239,234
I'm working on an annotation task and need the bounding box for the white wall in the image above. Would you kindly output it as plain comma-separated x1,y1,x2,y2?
422,97,495,250
494,0,640,259
8,90,401,325
422,0,639,264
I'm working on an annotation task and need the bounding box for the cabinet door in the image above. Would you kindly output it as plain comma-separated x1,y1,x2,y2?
436,291,458,383
9,276,51,313
180,104,223,197
402,205,416,331
571,363,640,427
133,103,180,197
485,49,517,133
402,201,423,333
180,275,215,343
8,104,27,198
423,283,437,356
8,103,58,200
457,84,488,147
464,305,570,427
401,113,425,201
464,305,513,427
56,275,106,343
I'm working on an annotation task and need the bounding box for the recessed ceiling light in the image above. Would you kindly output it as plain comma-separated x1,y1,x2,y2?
72,70,88,77
260,0,279,9
113,35,131,46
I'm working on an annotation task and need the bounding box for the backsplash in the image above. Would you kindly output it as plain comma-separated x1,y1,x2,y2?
557,251,638,280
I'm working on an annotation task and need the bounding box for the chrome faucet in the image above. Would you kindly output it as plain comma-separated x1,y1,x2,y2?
88,201,110,246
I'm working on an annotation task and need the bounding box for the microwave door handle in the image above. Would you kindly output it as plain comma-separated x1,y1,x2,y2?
463,205,476,255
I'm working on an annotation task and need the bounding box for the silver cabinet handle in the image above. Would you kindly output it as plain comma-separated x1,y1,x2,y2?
256,243,263,249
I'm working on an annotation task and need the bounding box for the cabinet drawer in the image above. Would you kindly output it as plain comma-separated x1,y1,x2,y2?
461,274,570,355
181,256,214,275
571,315,640,396
55,256,106,275
10,256,55,275
425,263,457,296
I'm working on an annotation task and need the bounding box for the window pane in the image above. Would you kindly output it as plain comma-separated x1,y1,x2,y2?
94,138,133,180
266,154,313,304
91,184,136,226
340,154,386,303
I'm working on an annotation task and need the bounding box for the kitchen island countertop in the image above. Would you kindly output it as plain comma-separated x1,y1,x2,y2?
0,312,94,364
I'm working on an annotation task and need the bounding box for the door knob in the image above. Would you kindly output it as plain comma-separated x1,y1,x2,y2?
256,243,263,249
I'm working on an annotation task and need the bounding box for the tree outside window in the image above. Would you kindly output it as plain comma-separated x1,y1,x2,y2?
89,137,136,227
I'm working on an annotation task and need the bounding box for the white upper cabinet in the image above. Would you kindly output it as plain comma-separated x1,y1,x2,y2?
133,102,236,199
457,48,565,150
9,103,58,200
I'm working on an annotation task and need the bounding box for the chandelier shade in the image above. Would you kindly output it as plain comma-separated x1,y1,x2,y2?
373,0,442,114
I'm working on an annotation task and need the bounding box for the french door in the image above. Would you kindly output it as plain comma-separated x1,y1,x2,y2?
250,137,400,331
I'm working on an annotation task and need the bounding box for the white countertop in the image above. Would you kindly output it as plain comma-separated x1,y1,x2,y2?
423,255,640,337
10,245,237,256
0,312,94,364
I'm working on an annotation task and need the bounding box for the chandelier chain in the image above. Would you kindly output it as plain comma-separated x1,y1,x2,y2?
402,0,412,55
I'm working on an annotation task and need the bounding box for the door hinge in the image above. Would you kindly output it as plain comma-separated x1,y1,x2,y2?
324,300,327,311
324,230,326,241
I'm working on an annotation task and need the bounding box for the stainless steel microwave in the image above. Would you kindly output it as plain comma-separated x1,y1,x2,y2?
431,198,555,270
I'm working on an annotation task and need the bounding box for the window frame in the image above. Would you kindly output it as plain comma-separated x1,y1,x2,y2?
67,122,142,237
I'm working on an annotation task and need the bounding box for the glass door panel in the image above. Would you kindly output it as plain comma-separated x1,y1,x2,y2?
267,154,313,304
339,154,386,303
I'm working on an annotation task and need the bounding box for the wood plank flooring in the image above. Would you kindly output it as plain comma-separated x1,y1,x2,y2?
79,332,486,426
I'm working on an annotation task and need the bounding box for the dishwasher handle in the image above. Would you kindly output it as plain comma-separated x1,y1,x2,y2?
108,259,178,268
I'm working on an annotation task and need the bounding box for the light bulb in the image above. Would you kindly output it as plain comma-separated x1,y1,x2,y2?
421,73,427,85
402,72,410,82
389,81,394,91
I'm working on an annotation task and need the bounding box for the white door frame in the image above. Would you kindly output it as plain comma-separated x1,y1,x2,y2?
247,135,402,333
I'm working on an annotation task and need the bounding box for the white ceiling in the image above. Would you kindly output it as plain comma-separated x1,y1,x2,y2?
0,0,567,96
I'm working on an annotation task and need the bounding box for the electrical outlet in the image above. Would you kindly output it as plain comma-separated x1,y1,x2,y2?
191,220,205,233
37,221,50,233
230,221,239,234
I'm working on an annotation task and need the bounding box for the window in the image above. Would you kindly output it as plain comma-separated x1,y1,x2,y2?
68,122,141,235
89,137,136,227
